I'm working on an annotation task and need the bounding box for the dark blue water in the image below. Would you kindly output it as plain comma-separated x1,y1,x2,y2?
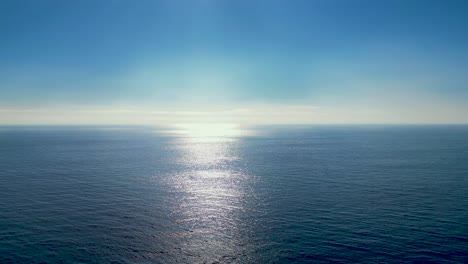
0,125,467,263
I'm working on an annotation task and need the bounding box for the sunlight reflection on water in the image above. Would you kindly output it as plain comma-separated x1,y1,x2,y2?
163,123,253,260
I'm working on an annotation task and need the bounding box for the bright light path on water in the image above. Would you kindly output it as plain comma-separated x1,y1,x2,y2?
162,121,252,257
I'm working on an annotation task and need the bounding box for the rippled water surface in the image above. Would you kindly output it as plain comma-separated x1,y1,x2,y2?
0,125,467,263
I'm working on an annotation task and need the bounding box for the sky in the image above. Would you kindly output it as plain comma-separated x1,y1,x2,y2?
1,0,467,125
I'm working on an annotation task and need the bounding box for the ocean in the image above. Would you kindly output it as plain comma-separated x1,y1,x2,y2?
0,125,467,263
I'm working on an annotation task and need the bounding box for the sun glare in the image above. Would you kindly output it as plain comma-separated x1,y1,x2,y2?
173,123,244,138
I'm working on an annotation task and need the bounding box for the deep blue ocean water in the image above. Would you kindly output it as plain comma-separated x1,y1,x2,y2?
0,125,467,263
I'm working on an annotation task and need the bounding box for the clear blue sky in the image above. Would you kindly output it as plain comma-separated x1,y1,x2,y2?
1,0,467,124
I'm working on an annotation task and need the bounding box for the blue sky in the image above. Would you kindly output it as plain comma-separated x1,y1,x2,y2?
1,0,467,124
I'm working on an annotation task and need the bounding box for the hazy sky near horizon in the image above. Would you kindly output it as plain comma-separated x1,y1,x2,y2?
1,0,468,125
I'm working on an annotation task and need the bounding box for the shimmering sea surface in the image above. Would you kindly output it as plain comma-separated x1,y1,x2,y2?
0,125,467,263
